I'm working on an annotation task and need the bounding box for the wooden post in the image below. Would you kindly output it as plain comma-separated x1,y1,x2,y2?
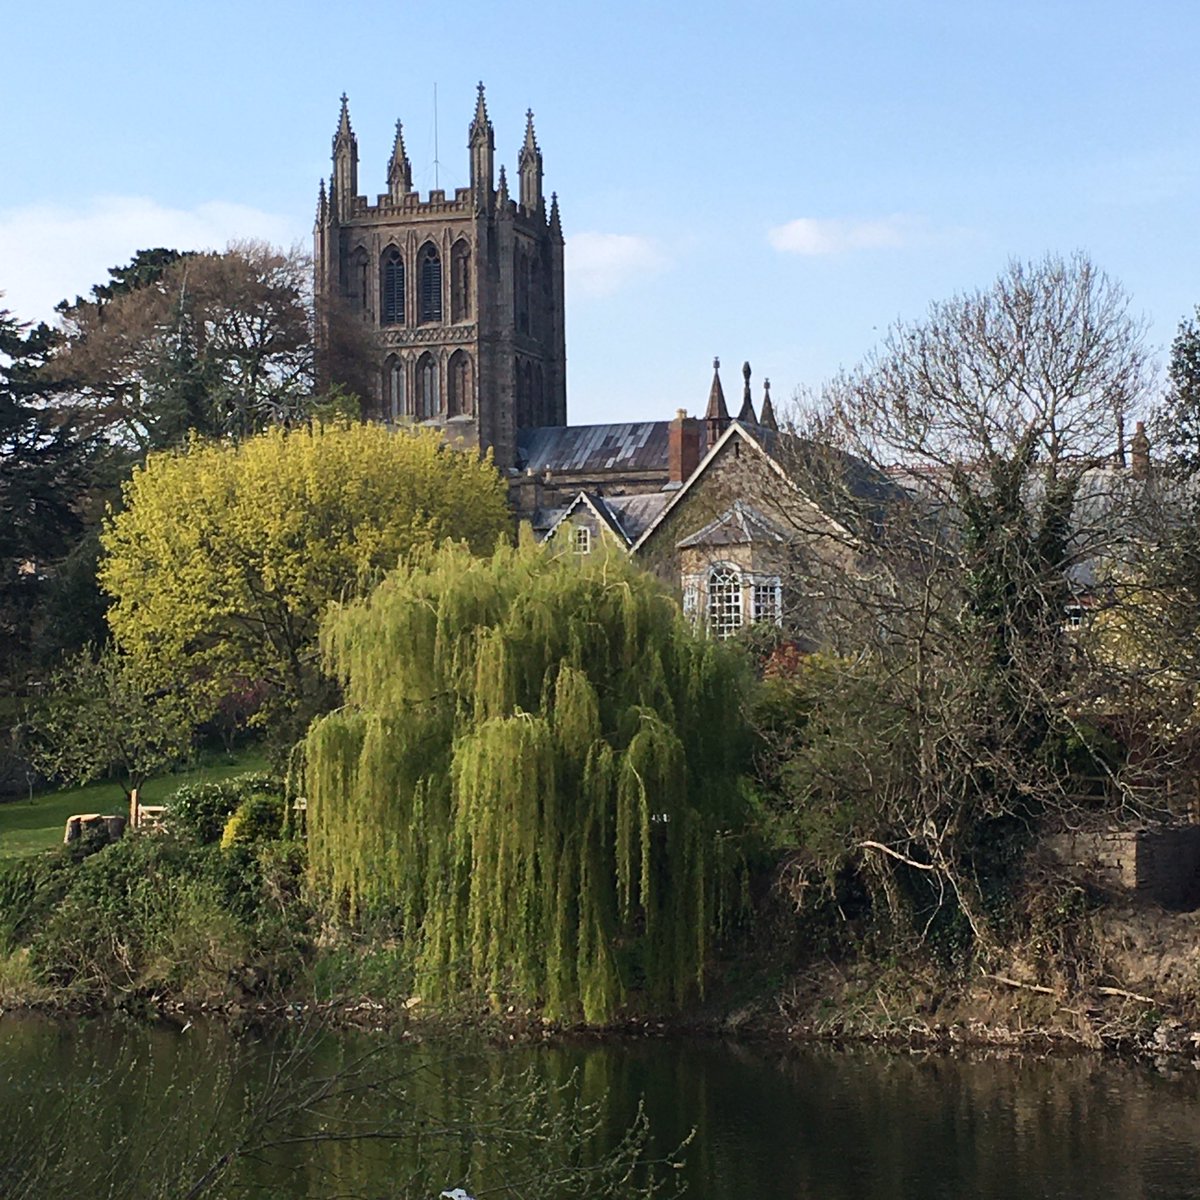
129,787,139,831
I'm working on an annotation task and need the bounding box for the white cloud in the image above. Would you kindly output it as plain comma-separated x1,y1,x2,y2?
566,231,666,299
767,215,917,256
0,196,305,323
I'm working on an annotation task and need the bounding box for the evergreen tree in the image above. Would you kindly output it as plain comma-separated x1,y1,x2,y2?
0,304,94,683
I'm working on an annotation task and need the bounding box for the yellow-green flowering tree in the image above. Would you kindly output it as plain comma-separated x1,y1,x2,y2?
100,422,510,741
304,538,753,1023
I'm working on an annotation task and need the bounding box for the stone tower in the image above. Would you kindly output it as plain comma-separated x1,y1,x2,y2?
314,84,567,469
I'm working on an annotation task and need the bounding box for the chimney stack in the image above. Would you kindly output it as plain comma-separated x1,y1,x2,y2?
668,408,702,487
1131,420,1151,479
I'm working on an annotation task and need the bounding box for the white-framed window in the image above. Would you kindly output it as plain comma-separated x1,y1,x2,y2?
682,577,699,622
572,525,591,555
1064,603,1084,630
752,578,783,626
707,564,743,639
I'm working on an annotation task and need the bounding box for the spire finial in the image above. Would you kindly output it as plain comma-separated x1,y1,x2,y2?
495,163,510,211
524,108,538,151
336,93,353,138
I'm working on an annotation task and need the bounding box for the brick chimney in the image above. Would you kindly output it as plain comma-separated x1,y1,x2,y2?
1131,420,1151,479
668,408,702,487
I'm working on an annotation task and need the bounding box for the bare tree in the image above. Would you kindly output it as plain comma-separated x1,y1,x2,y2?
757,253,1165,948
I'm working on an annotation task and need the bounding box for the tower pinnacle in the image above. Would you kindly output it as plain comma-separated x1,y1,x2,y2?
387,120,412,199
518,108,544,215
468,81,495,206
331,93,359,213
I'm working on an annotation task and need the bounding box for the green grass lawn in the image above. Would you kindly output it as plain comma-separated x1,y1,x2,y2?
0,749,268,860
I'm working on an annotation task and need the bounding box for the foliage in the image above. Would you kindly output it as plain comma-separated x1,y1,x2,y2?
305,538,753,1023
100,421,512,746
46,243,318,450
167,771,280,844
220,789,286,849
4,833,310,1002
24,644,197,798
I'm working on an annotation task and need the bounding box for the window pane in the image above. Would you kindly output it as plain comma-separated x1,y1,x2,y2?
708,566,742,639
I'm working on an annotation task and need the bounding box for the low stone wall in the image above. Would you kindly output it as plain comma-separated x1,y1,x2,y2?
1046,826,1200,911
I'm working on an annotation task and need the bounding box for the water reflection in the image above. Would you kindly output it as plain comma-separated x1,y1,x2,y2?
2,1014,1200,1199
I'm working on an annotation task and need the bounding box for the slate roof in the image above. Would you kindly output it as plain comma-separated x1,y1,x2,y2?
516,422,671,476
539,490,673,547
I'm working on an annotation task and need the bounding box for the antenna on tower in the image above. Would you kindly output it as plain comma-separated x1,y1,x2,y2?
433,82,440,191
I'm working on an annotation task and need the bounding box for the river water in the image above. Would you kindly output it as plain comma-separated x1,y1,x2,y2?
3,1013,1200,1199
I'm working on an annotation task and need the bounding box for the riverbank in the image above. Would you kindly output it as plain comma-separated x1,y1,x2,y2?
7,906,1200,1066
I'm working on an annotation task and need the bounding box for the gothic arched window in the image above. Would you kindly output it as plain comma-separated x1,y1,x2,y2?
707,564,743,639
417,352,439,419
381,248,405,326
383,355,406,421
350,247,369,312
418,243,443,324
447,350,473,418
451,240,471,323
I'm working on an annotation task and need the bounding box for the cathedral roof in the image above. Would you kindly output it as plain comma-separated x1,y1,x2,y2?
516,422,671,476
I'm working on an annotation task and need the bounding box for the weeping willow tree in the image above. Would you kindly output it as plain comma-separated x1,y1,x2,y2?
304,535,752,1023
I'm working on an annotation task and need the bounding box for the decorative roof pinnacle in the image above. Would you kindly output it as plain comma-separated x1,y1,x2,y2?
524,109,539,152
759,378,778,431
548,190,562,236
737,361,758,424
705,358,729,422
495,164,510,211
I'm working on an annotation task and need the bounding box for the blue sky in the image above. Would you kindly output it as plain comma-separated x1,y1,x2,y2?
3,0,1198,424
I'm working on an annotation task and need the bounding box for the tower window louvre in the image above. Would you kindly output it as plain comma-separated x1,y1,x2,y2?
381,248,405,326
419,245,443,323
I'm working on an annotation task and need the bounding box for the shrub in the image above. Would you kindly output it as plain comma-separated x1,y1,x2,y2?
220,791,286,850
168,772,279,844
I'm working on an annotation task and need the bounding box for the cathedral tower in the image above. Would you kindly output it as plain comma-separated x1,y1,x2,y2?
314,84,567,469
